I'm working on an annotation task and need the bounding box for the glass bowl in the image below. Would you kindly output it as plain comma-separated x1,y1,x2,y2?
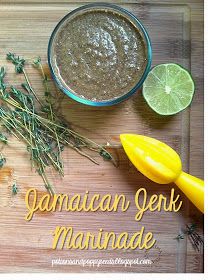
48,3,152,106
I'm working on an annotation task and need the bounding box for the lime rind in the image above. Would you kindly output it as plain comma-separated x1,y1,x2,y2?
142,63,195,115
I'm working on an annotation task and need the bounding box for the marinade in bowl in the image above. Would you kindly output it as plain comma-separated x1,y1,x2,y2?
48,3,152,106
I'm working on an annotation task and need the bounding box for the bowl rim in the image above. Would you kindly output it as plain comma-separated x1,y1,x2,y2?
48,2,152,106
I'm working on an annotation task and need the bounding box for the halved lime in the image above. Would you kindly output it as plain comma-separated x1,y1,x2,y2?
142,63,195,115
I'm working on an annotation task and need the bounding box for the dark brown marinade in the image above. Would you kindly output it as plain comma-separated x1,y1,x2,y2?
54,9,147,101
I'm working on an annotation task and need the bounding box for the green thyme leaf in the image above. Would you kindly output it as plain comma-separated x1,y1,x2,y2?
0,153,6,168
99,149,113,160
12,182,19,195
0,132,7,144
33,56,41,67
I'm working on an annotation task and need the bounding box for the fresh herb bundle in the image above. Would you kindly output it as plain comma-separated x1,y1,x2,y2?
0,53,115,195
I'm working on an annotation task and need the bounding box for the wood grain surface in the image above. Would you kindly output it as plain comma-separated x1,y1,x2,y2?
0,0,204,273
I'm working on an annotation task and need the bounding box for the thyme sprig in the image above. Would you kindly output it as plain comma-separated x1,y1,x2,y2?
6,53,25,74
0,53,115,194
175,223,204,252
185,224,204,252
7,52,41,104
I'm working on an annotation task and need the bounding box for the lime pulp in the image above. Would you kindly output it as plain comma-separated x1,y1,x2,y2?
142,63,195,115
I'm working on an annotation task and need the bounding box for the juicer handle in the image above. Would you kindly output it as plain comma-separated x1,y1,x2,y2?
175,171,204,213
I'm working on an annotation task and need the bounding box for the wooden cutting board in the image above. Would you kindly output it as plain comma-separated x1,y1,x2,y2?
0,0,204,273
